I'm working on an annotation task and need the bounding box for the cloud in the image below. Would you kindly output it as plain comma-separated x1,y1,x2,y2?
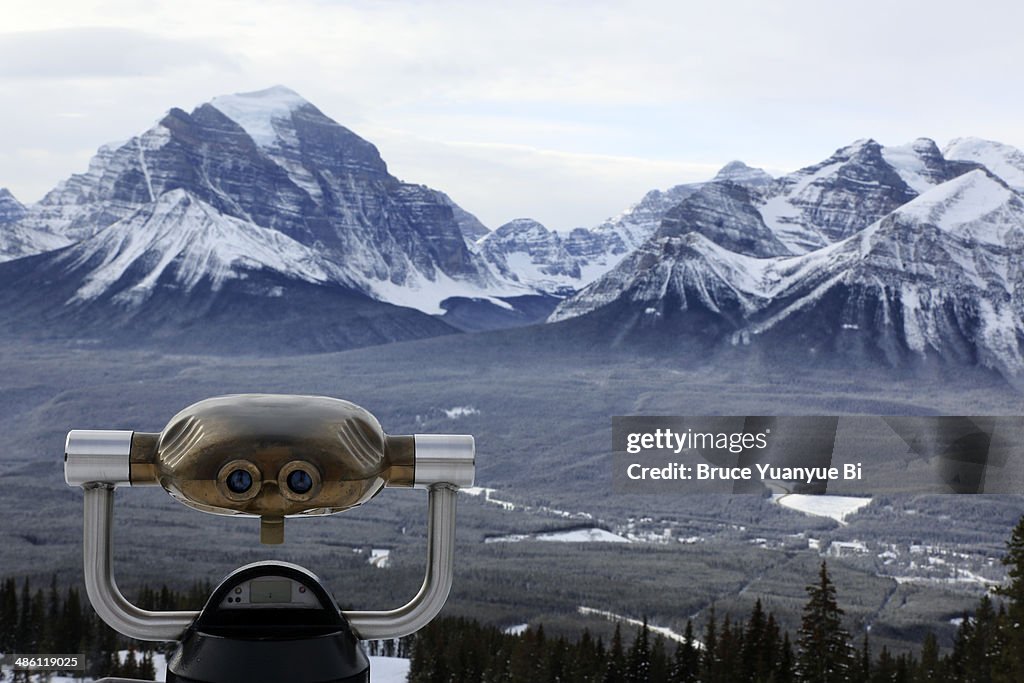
0,27,238,79
1,1,1024,227
363,127,720,230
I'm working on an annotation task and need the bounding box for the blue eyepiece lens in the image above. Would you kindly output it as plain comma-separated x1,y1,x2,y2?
226,469,253,494
287,469,314,494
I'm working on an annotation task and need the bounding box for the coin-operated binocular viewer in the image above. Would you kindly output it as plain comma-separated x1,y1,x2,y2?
64,394,475,683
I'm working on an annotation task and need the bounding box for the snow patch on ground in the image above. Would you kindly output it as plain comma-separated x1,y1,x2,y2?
443,405,480,419
772,494,872,525
487,527,630,544
578,606,698,647
370,656,411,682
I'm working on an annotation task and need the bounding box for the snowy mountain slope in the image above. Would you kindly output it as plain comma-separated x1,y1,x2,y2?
2,86,530,318
747,170,1024,375
944,137,1024,192
550,170,1024,379
59,189,343,306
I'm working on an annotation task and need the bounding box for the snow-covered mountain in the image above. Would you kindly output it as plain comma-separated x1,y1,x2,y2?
0,188,69,260
475,161,778,294
476,219,583,296
4,89,1024,373
944,137,1024,193
551,168,1024,380
589,160,775,255
3,86,527,319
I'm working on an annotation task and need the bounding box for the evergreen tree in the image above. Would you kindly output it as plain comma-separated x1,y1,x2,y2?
777,633,796,683
994,514,1024,682
670,621,699,683
627,617,651,682
40,575,58,654
14,580,31,652
650,635,669,683
796,562,852,683
743,599,773,682
849,633,870,683
701,607,718,682
0,578,17,652
917,632,940,683
28,588,45,654
713,614,739,683
604,623,626,683
962,596,997,683
872,646,896,683
122,642,140,679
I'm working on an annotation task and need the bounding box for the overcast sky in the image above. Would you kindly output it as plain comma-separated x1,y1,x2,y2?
2,1,1023,230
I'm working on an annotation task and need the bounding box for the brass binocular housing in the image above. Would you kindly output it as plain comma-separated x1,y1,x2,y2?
66,394,475,544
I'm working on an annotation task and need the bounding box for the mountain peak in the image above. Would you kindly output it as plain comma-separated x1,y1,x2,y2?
209,85,315,147
493,218,550,235
0,187,27,224
909,137,941,155
713,160,773,188
212,85,309,109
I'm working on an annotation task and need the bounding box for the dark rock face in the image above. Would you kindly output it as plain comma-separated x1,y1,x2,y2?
767,139,918,243
658,181,791,257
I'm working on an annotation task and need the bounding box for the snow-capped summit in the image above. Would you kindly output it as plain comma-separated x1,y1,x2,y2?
944,137,1024,193
209,85,313,148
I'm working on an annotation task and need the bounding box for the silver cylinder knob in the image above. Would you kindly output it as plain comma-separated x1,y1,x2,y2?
65,430,133,487
413,434,475,488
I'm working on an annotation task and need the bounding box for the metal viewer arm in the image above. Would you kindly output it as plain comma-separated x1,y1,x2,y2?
83,484,198,641
343,483,457,639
